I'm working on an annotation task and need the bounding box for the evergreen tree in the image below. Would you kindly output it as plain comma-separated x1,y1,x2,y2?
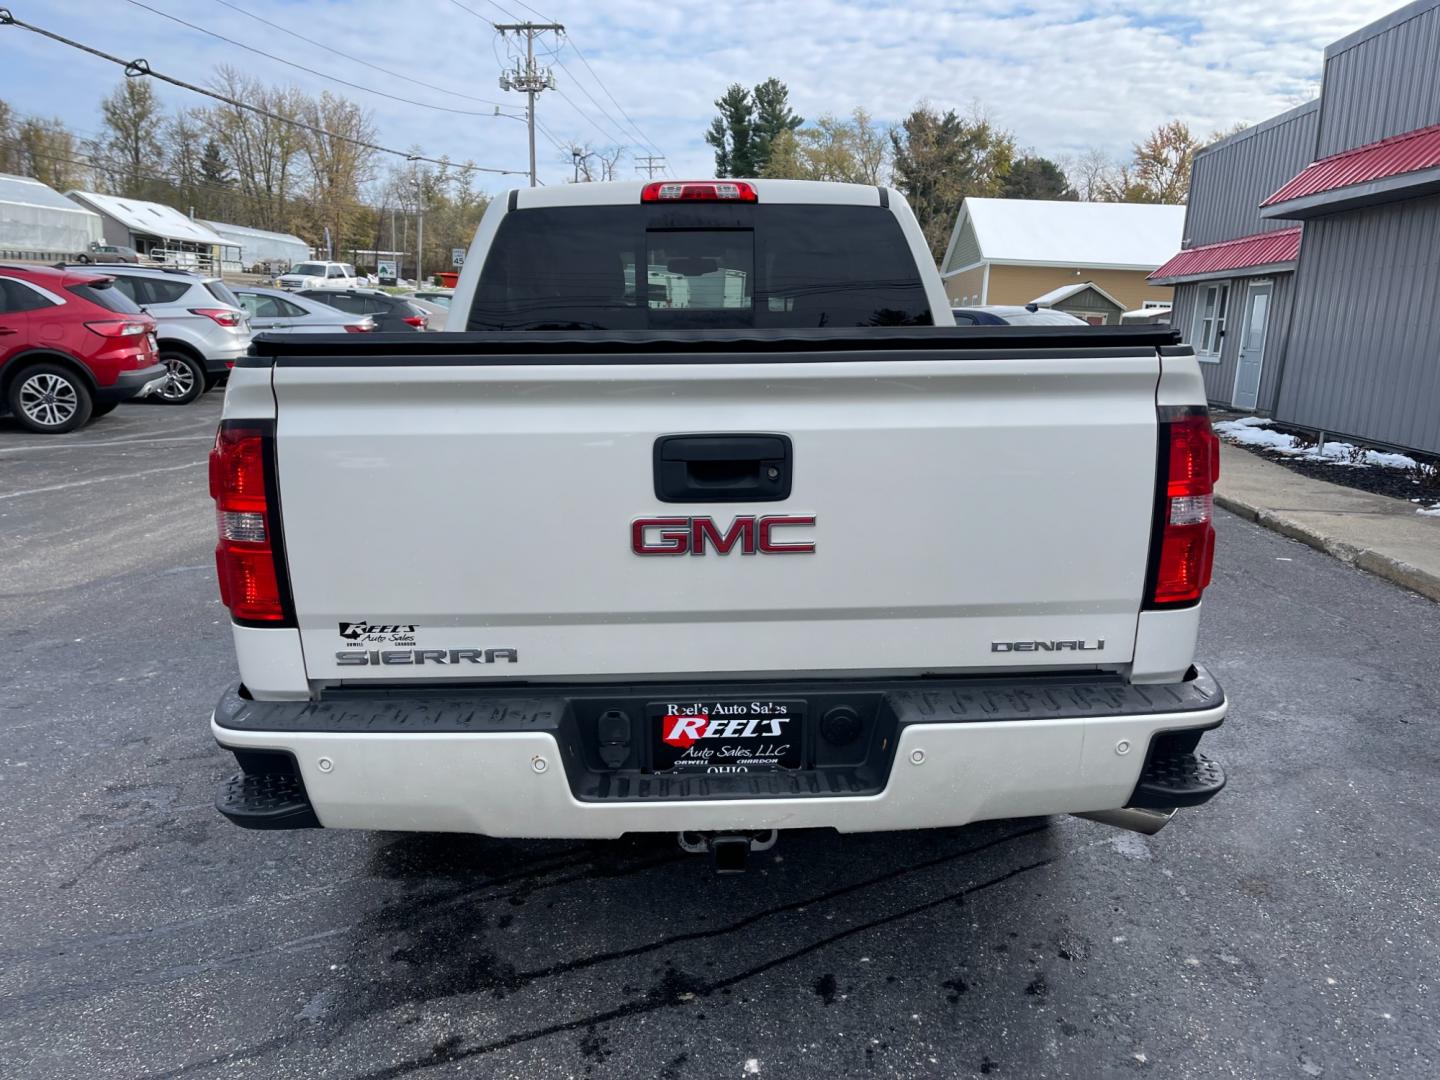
1000,155,1075,200
751,77,803,175
705,83,756,177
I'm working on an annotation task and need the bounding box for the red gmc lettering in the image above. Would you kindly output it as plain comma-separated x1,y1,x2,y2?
631,517,690,555
757,515,816,554
633,515,816,556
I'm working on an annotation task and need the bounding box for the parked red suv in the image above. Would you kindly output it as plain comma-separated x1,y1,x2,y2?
0,264,163,433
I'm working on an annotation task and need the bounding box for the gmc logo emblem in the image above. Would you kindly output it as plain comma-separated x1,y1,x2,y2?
632,515,816,556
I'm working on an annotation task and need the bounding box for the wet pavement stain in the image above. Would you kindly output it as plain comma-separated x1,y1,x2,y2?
813,972,838,1005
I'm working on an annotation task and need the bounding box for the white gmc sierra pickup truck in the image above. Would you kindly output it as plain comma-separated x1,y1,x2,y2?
209,179,1226,869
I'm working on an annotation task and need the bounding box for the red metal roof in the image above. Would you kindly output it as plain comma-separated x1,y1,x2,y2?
1262,122,1440,206
1149,228,1301,282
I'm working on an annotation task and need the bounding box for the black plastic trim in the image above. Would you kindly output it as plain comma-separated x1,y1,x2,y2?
215,667,1224,803
94,362,165,402
237,324,1181,367
216,666,1224,734
214,749,320,830
507,188,518,212
877,186,889,208
653,432,793,502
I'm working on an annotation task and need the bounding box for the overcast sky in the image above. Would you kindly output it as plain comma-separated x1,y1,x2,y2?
2,0,1399,191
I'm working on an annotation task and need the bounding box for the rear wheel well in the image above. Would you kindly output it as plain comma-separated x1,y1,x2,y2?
157,338,204,363
0,350,98,400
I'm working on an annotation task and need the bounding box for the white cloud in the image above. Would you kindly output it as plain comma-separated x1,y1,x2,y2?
3,0,1400,188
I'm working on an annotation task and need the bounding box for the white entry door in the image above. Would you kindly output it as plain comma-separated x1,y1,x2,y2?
1231,281,1272,411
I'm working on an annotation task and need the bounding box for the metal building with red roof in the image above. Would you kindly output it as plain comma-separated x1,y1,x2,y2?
1150,0,1440,457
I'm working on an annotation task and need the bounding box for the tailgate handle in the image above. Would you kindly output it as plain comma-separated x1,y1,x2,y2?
654,434,792,503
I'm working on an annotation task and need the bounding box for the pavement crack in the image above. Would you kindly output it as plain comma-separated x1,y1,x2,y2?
500,822,1051,989
344,851,1061,1080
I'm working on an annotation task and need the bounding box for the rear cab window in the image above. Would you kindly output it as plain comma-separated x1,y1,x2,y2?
469,203,933,331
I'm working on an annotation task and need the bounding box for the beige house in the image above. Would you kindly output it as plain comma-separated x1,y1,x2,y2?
939,198,1186,318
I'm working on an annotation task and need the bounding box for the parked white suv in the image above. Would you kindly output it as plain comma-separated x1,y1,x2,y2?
275,262,358,291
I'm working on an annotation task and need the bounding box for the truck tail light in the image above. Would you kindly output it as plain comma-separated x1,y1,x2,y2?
1145,406,1219,607
209,421,294,625
641,180,758,203
191,307,244,327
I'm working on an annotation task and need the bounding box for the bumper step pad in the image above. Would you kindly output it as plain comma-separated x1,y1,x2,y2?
217,771,320,830
1130,752,1226,809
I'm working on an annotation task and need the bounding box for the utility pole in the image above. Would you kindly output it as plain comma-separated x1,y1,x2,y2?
496,22,564,187
635,156,667,179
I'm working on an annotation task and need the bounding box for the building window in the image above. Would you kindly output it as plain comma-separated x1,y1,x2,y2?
1141,300,1168,309
1194,282,1230,361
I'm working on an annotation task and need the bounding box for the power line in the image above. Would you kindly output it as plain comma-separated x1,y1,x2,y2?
208,0,524,114
634,155,667,178
480,0,529,23
561,40,669,167
551,57,640,148
551,84,633,149
448,0,501,29
0,135,423,221
450,1,666,179
0,11,527,177
123,0,524,120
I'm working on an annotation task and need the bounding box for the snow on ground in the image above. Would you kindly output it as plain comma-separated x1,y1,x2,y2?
1213,418,1420,471
1418,505,1440,517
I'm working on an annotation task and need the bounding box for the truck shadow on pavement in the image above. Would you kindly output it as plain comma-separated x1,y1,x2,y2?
303,820,1064,1076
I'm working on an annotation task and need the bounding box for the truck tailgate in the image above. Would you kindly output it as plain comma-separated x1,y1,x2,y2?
269,348,1160,683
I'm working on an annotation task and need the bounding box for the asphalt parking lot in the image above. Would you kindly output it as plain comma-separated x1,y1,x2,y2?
2,397,1439,1080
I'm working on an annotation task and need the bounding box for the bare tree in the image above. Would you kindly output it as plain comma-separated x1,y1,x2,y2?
1129,120,1201,203
0,99,21,175
563,142,625,182
764,108,889,185
98,79,163,197
299,92,378,259
1064,147,1120,202
210,67,305,232
13,116,88,191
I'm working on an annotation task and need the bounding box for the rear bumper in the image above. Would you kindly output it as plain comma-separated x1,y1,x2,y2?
96,362,167,403
202,342,250,376
212,667,1227,837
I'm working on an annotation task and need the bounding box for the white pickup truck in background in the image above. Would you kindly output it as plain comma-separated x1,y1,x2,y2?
208,179,1226,870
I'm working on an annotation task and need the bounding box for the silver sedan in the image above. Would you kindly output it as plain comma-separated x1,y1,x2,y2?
234,287,375,333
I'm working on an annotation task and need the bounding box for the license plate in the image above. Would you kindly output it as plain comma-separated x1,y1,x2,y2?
651,700,803,774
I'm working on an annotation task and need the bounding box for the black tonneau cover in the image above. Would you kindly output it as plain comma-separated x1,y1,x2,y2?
242,325,1182,367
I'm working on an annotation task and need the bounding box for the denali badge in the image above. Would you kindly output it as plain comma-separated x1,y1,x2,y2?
991,639,1105,652
632,515,816,556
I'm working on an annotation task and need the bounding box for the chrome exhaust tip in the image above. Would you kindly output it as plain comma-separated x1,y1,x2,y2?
1074,807,1177,835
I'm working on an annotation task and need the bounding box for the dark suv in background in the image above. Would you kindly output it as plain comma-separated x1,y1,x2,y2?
298,288,430,331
